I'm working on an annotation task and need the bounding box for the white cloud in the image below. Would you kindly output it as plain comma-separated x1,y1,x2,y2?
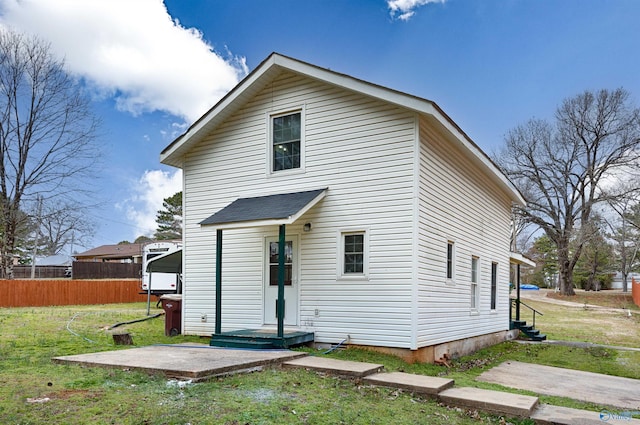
0,0,247,122
118,169,182,239
387,0,445,21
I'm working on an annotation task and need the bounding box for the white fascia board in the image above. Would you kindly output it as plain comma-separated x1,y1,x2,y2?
510,252,536,267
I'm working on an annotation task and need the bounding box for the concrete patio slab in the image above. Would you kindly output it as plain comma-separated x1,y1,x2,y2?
478,361,640,410
53,343,307,381
531,404,640,425
438,387,539,417
363,372,454,396
282,356,383,377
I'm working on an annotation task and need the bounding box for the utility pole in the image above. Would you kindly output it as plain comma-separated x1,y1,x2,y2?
30,197,43,279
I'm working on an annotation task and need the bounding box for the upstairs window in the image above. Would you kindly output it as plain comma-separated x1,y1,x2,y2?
272,112,301,172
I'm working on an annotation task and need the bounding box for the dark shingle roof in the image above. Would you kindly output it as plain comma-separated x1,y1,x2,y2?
200,188,326,226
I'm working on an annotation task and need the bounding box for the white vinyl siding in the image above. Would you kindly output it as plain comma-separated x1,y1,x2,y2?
181,71,416,348
416,116,512,347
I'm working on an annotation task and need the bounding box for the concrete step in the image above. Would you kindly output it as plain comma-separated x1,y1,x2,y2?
282,356,384,377
531,404,640,425
363,372,454,396
438,387,539,417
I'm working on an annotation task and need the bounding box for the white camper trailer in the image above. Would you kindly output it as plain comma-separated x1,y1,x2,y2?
142,241,182,295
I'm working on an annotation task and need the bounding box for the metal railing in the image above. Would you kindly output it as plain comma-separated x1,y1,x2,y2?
510,298,544,329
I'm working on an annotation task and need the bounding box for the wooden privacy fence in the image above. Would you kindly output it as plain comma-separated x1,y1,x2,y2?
0,279,147,307
72,262,141,279
633,277,640,308
13,266,68,279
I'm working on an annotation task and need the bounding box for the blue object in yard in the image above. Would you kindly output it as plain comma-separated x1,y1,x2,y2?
520,284,539,290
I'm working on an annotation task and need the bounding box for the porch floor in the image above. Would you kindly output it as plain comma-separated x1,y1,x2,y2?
210,329,314,349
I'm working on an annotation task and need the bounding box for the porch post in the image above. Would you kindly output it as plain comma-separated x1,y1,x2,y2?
215,229,222,335
277,224,285,338
516,263,521,321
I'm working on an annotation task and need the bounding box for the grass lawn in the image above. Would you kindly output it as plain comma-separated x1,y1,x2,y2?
521,290,640,348
0,299,638,424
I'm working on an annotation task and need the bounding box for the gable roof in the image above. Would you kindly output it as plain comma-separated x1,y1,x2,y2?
161,52,524,205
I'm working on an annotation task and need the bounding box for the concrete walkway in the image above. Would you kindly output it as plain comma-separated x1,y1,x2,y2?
478,360,640,410
282,356,640,425
54,344,640,424
53,343,306,381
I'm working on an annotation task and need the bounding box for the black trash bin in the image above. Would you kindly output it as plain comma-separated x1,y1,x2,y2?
160,294,182,336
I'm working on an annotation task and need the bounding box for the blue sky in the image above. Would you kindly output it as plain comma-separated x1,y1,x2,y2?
0,0,639,251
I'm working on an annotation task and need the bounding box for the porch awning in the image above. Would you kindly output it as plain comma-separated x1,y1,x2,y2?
146,249,182,273
510,252,536,267
200,188,327,229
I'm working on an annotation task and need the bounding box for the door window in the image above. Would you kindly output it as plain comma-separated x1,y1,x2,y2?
269,241,293,286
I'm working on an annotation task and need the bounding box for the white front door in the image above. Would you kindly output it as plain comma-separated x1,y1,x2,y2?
264,236,298,326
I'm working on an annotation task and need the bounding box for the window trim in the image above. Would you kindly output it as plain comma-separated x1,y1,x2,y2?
267,107,305,176
470,256,479,313
337,228,369,280
446,240,455,284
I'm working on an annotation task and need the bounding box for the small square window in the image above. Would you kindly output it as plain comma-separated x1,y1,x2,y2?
338,230,368,279
272,112,301,171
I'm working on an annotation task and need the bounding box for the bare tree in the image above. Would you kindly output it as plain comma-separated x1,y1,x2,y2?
605,194,640,292
0,29,99,278
497,89,640,295
37,200,95,256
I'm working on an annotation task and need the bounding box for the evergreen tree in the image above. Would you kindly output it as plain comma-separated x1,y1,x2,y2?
154,191,182,240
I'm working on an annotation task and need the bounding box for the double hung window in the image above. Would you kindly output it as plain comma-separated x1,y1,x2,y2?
338,230,368,279
272,112,301,172
471,256,479,310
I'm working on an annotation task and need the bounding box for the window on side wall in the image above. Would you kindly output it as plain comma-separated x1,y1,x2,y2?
490,262,498,310
446,241,455,282
271,111,302,172
338,231,368,279
471,256,479,311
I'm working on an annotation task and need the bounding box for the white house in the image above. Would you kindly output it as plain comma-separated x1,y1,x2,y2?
160,53,526,363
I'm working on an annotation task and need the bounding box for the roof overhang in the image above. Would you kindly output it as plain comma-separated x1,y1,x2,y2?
160,52,525,206
146,249,182,273
510,252,536,267
200,188,327,230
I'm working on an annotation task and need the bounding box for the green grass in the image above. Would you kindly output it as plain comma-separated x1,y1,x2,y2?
0,303,528,425
520,298,640,348
1,300,638,424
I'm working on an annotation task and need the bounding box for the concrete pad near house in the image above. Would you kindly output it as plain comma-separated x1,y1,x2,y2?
531,404,640,425
478,361,640,410
282,356,383,377
363,372,454,396
438,387,539,418
53,343,307,382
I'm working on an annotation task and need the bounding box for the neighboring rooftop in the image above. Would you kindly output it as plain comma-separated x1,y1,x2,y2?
74,243,143,262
